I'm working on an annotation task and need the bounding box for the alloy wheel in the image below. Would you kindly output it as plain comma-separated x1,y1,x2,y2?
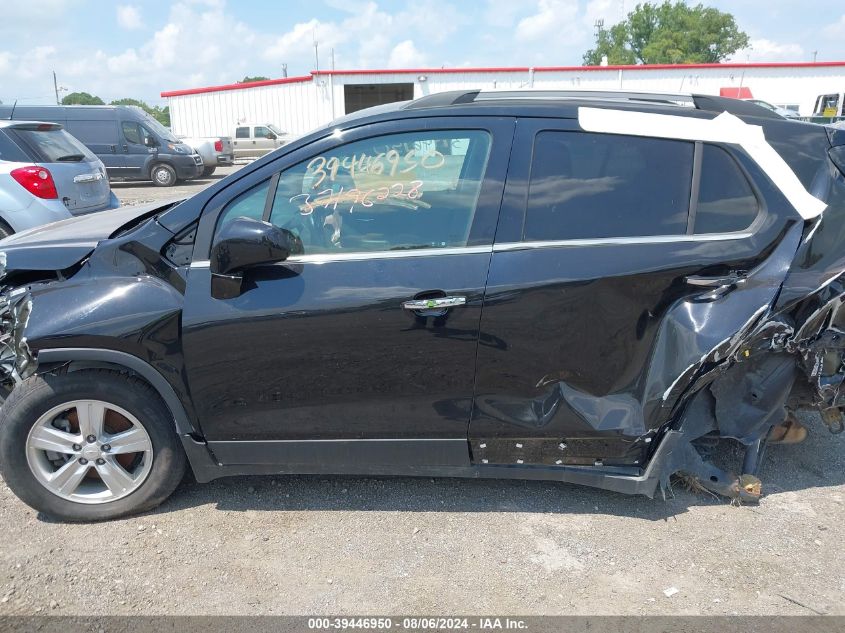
25,400,154,504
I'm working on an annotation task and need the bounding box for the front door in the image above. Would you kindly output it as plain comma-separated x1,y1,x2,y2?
469,117,800,469
182,117,513,466
120,121,155,178
252,125,274,156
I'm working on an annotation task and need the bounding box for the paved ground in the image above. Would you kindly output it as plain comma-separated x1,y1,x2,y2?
0,170,843,616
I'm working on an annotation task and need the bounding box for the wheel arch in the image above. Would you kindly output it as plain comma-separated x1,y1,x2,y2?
35,348,197,436
146,159,176,180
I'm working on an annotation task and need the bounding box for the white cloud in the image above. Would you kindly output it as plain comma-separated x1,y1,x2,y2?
516,0,580,41
116,5,143,30
484,0,522,28
730,38,805,63
583,0,627,29
824,15,845,38
0,52,13,75
388,40,427,69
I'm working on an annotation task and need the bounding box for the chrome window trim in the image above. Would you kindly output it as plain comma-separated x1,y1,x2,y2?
286,246,493,263
191,247,493,268
492,232,753,252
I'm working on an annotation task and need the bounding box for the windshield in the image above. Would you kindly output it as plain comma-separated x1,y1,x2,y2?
751,100,777,111
8,126,96,163
268,124,285,136
138,110,178,143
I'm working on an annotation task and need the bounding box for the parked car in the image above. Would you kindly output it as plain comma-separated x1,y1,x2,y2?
1,90,844,521
0,120,119,239
179,135,234,177
232,122,288,158
743,98,801,119
0,105,203,187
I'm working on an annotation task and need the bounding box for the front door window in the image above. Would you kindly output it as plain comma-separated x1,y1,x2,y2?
217,130,492,255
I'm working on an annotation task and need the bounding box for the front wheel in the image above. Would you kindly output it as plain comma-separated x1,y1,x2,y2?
201,166,216,177
0,219,14,240
150,163,177,187
0,369,186,521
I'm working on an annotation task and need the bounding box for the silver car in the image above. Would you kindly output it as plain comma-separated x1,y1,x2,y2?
0,121,119,239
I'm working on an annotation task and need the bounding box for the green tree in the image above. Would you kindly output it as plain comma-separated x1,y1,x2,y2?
583,2,750,65
110,98,170,127
240,75,270,83
61,92,104,105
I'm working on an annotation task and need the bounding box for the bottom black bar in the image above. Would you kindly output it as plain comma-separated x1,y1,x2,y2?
0,616,844,633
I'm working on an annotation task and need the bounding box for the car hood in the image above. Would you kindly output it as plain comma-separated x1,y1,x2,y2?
0,199,182,275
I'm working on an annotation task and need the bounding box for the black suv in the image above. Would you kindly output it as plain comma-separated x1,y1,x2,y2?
1,90,844,521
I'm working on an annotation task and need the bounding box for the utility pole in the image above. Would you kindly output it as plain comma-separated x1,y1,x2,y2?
594,18,605,40
53,70,60,105
282,63,288,78
313,29,319,73
813,50,818,63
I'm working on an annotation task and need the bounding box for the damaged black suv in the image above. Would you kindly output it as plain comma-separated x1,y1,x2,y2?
1,90,844,521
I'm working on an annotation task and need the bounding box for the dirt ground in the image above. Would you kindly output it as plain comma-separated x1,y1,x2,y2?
0,411,842,614
0,170,843,616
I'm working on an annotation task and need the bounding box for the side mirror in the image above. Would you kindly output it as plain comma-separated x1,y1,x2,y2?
144,136,157,147
210,217,302,299
266,133,277,140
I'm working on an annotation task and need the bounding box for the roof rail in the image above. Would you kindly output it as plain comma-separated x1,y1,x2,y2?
403,88,785,120
476,89,695,106
403,90,480,109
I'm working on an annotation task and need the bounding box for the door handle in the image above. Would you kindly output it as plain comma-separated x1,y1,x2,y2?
685,271,747,288
402,296,466,310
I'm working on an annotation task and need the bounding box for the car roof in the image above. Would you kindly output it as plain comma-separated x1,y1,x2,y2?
0,120,63,130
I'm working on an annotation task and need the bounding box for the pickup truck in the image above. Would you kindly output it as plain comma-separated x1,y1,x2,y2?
232,123,288,158
179,136,234,177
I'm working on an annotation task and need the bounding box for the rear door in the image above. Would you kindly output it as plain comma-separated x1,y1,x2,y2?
469,116,802,470
232,126,252,158
64,118,124,176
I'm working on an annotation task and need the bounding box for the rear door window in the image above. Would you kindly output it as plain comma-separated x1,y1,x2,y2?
694,145,759,234
524,131,694,241
0,130,30,162
6,126,96,163
235,127,249,139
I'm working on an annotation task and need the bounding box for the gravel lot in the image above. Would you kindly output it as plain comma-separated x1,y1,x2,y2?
0,170,843,616
111,163,245,207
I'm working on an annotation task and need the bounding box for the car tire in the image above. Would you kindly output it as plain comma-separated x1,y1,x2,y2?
0,369,186,522
0,219,14,240
150,163,177,187
202,166,216,177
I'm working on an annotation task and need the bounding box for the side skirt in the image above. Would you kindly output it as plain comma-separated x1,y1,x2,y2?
180,432,686,498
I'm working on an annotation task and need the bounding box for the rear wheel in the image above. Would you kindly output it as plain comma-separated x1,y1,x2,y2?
201,166,216,177
150,163,177,187
0,369,186,521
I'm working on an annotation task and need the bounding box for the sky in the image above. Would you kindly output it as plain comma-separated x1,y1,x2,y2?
0,0,840,107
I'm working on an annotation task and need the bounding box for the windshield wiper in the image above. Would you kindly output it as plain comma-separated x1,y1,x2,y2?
55,154,85,162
